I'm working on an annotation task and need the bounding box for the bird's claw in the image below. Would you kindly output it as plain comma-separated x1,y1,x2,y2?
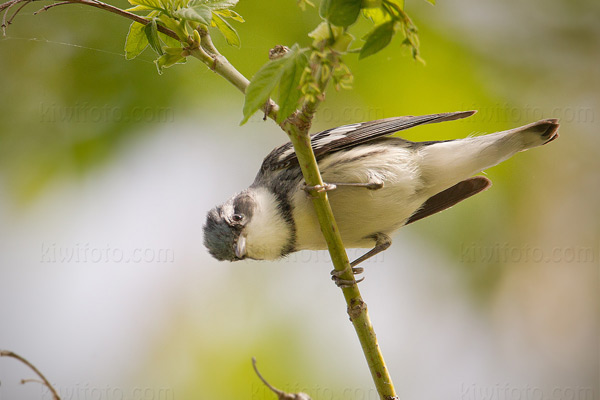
303,183,337,193
330,267,365,288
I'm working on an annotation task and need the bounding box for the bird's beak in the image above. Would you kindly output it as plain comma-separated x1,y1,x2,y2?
235,234,247,259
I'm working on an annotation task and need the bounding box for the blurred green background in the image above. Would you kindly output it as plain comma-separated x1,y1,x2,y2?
0,0,598,399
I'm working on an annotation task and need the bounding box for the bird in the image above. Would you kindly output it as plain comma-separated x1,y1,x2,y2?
203,111,559,284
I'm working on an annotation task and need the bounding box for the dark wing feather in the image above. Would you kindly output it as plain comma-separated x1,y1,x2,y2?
405,176,492,225
260,111,476,172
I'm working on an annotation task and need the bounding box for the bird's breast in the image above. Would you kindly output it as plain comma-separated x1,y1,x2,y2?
292,144,427,250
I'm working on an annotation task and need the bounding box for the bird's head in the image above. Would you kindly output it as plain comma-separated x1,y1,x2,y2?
203,188,294,262
203,190,255,262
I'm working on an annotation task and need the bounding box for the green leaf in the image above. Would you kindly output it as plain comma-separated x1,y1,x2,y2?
173,5,212,25
156,13,183,46
157,13,187,40
241,58,288,124
212,13,240,47
127,0,163,11
321,0,362,27
214,9,244,22
308,21,343,46
361,0,381,7
308,21,346,47
362,6,389,24
384,0,404,10
189,0,238,10
144,19,164,55
319,0,332,18
359,20,395,59
241,45,305,125
331,32,354,52
126,5,154,11
423,0,435,4
125,21,149,60
308,21,330,43
155,51,187,74
277,50,309,123
159,32,182,48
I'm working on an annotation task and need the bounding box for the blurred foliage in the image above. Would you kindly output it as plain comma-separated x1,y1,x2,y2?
0,0,597,291
1,0,598,398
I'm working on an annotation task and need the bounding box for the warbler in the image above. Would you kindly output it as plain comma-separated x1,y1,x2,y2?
203,111,559,281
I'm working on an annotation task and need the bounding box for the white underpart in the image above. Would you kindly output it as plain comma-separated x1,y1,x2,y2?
293,143,423,250
244,187,293,260
292,125,552,251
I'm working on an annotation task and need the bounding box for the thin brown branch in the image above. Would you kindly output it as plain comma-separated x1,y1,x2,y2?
34,1,77,14
33,1,71,15
1,0,18,34
6,0,28,26
0,350,61,400
0,0,181,41
21,378,46,385
251,358,311,400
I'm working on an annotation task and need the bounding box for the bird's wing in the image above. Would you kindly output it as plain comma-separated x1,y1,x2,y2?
405,176,491,225
260,111,476,171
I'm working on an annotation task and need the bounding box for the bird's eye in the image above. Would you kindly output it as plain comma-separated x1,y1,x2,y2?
231,213,244,222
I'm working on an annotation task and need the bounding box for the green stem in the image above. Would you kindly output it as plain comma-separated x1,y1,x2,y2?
188,46,250,94
189,27,279,120
192,32,398,400
8,3,399,396
282,128,397,398
281,57,397,400
287,138,397,398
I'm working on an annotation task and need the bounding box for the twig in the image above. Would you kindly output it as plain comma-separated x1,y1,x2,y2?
0,0,180,40
0,350,61,400
1,0,18,34
34,1,79,14
188,29,278,119
251,358,311,400
0,3,398,397
21,378,46,385
5,0,28,27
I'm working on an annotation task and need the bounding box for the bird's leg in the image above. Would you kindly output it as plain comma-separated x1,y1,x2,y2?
330,181,384,190
350,233,392,267
303,177,383,194
330,233,391,288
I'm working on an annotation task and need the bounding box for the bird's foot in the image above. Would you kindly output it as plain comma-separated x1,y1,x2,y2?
330,267,364,288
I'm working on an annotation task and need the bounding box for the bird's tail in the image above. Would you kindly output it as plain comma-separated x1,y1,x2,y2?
418,119,560,193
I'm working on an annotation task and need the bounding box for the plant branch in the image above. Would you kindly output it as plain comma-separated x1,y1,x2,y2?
189,27,250,95
188,27,279,119
252,357,311,400
0,3,397,398
280,54,397,400
0,350,61,400
1,0,180,40
187,38,398,398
